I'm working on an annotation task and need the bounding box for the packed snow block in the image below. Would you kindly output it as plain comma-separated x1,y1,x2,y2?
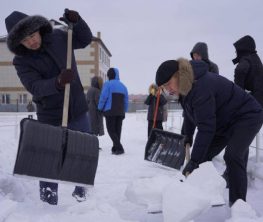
163,180,211,222
14,118,99,185
125,175,176,212
144,128,185,170
185,162,226,206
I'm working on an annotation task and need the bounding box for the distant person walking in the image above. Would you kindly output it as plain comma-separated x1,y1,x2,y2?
233,35,263,107
98,68,128,155
26,101,35,119
190,42,219,74
86,76,104,137
144,83,167,137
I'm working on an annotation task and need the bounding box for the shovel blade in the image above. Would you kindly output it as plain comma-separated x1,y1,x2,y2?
144,129,185,170
14,118,99,185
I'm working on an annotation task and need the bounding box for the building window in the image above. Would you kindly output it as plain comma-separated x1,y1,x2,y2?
18,94,28,104
1,94,10,104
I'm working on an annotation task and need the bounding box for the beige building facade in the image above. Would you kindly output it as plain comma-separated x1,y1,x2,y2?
0,27,111,111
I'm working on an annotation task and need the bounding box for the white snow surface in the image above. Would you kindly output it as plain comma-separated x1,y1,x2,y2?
0,111,263,222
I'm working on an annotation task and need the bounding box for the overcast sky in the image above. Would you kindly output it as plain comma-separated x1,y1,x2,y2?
1,0,263,94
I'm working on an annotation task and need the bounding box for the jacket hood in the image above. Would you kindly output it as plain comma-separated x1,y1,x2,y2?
113,68,120,80
232,35,257,64
5,11,52,56
190,42,209,62
91,76,100,89
107,68,120,80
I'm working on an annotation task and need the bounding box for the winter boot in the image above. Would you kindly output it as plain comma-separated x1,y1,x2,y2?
72,186,86,202
40,187,58,205
112,149,125,155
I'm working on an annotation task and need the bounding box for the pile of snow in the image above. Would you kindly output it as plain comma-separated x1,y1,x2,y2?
226,200,263,222
125,162,226,221
1,113,263,221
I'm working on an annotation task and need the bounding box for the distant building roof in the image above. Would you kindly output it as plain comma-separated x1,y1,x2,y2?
93,32,112,57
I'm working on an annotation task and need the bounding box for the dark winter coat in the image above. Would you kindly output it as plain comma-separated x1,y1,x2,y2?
98,69,128,117
6,11,92,125
190,42,219,74
86,77,104,136
144,94,167,121
181,60,263,164
233,35,263,107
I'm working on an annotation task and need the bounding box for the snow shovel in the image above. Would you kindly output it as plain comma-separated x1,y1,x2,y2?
144,128,186,169
144,88,186,170
13,23,99,186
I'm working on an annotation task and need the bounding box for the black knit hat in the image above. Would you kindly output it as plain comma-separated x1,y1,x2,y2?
155,60,179,86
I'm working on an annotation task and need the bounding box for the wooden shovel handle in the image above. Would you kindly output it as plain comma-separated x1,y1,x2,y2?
153,88,161,128
62,23,73,127
185,143,191,163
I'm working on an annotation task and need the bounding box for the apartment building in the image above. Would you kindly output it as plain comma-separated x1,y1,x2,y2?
0,22,111,112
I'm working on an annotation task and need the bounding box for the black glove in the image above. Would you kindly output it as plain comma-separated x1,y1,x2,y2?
184,135,193,147
59,9,80,24
56,69,74,89
182,160,199,176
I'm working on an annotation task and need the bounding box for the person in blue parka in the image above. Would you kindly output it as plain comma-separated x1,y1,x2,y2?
5,9,92,205
98,68,128,155
155,58,263,206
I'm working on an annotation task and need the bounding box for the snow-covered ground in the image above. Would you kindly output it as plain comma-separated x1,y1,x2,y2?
1,111,263,222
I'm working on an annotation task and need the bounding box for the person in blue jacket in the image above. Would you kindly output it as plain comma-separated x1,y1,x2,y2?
98,68,128,155
155,58,263,206
5,9,92,205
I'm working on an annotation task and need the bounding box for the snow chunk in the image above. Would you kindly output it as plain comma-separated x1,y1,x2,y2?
163,179,211,222
185,161,226,206
225,199,263,222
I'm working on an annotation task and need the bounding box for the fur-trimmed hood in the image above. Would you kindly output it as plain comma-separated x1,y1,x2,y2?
176,58,194,96
5,11,52,56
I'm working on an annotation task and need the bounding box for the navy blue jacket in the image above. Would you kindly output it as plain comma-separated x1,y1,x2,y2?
12,18,92,125
182,60,263,163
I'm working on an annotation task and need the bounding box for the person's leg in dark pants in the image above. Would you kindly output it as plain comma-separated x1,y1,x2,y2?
148,120,154,137
224,121,262,205
106,116,124,154
204,136,229,187
155,121,163,131
115,116,124,152
205,135,228,162
68,113,91,202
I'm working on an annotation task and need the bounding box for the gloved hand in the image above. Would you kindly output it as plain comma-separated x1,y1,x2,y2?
59,9,80,24
56,69,74,89
184,135,193,147
182,160,199,176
